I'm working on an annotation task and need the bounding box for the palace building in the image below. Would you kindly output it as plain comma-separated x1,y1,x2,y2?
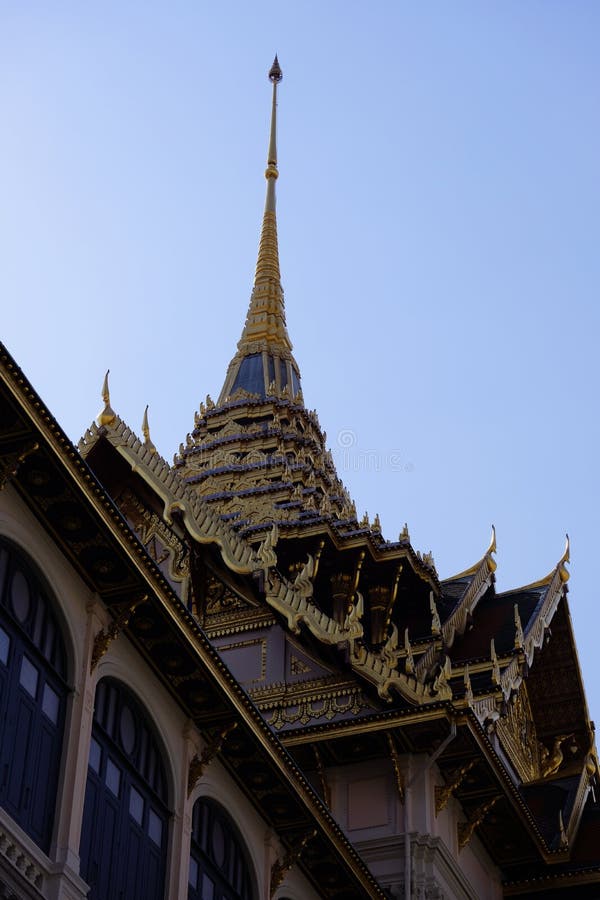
0,58,599,900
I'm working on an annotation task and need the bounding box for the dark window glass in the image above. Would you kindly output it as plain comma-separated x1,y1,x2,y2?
291,367,301,398
0,626,9,665
189,857,198,889
105,758,121,797
42,683,60,724
80,678,169,900
279,358,288,390
148,808,162,847
129,786,144,825
189,798,254,900
11,570,30,623
20,656,39,698
231,354,265,398
0,537,68,853
88,737,102,774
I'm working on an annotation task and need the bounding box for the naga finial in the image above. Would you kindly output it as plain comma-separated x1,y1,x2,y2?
558,534,570,583
142,405,156,454
97,370,116,427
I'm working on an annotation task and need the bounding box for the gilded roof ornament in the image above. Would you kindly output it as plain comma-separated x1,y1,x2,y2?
142,405,156,455
430,591,441,636
404,628,415,675
558,533,570,583
450,524,497,580
518,533,571,590
490,638,501,686
464,664,474,706
514,603,524,650
217,57,303,405
97,370,116,427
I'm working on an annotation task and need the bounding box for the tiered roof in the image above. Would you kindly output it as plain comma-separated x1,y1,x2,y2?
17,58,598,895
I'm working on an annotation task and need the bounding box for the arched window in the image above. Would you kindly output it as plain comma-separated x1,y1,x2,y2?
0,537,68,852
80,678,170,900
189,798,254,900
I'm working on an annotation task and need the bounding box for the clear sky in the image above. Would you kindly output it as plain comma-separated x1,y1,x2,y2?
2,3,599,725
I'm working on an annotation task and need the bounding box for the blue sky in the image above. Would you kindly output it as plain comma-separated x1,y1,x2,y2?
2,3,599,725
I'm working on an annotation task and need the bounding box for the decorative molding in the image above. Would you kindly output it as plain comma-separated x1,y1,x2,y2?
0,826,44,894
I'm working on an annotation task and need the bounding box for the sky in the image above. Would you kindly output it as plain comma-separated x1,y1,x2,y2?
1,3,599,726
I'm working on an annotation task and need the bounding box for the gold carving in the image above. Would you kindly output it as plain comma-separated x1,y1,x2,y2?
435,760,476,815
312,745,330,806
539,733,574,778
496,684,539,782
257,524,279,572
457,795,500,850
270,830,316,898
97,370,116,426
188,723,238,796
0,442,39,491
90,597,146,673
205,574,248,616
386,732,405,803
514,603,524,650
266,687,371,730
290,654,311,676
141,405,156,454
119,490,190,603
430,591,441,636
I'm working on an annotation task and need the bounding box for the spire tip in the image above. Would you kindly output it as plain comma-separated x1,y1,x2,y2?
269,55,282,83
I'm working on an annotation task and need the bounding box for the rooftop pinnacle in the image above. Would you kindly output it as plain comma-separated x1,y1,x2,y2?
219,57,301,403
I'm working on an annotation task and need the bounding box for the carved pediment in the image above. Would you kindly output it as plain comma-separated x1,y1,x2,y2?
119,489,191,605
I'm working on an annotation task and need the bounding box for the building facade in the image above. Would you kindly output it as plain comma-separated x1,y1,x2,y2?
0,59,599,899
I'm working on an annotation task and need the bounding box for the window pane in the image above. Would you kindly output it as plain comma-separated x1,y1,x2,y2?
148,808,162,847
188,857,198,889
119,703,136,755
105,758,121,797
89,737,102,774
19,656,39,698
0,626,9,665
11,570,30,623
201,873,214,900
42,683,60,724
129,785,144,825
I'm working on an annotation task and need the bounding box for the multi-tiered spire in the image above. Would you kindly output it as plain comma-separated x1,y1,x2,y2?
174,59,357,535
219,55,301,404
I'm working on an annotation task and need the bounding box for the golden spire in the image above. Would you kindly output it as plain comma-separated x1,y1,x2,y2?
219,58,300,405
97,370,116,427
238,55,291,354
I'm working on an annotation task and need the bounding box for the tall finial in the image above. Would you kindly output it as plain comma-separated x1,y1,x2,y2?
142,405,156,454
97,370,116,427
218,57,300,404
265,55,282,213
